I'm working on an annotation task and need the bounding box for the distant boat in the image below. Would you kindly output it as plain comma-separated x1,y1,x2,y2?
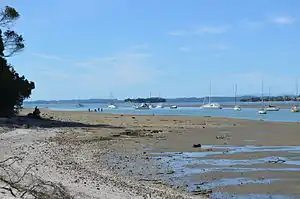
233,105,241,111
265,104,280,111
170,105,177,109
135,103,151,110
291,105,299,112
77,103,84,107
291,80,299,113
258,80,267,114
258,108,267,114
265,88,279,111
156,103,164,108
107,104,118,109
107,92,118,109
233,84,241,111
149,104,156,108
200,80,222,109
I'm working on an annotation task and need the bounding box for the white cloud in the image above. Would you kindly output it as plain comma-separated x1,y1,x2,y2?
270,16,296,25
168,25,230,36
31,53,64,61
178,46,190,52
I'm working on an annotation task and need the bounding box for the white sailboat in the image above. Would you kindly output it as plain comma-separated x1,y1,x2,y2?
156,92,164,108
258,80,267,114
200,80,222,109
107,92,118,109
291,80,300,113
265,87,280,111
156,103,164,108
233,84,241,111
135,103,151,110
148,92,156,108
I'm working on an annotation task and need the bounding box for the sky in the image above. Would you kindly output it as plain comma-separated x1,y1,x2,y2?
1,0,300,100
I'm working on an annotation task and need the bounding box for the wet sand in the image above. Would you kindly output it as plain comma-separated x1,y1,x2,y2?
1,109,299,198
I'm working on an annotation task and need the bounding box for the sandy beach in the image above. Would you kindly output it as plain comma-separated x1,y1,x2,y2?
0,108,299,198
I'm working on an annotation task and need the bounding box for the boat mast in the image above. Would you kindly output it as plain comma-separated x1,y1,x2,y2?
268,87,271,105
296,79,299,106
261,80,264,107
109,92,114,104
234,84,237,106
209,79,212,104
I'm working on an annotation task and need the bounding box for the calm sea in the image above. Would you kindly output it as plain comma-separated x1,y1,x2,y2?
23,101,300,123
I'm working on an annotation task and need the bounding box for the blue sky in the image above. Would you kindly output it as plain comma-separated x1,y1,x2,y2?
2,0,300,100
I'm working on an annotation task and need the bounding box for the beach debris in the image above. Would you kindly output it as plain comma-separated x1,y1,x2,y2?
191,189,212,196
216,135,225,139
194,181,208,186
193,144,202,148
268,158,286,164
166,170,175,174
216,133,231,140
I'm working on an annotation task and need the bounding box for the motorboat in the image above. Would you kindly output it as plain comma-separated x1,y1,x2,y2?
135,103,151,110
291,105,300,113
170,105,178,109
265,105,280,111
258,108,267,114
201,103,222,109
76,103,84,107
233,105,241,111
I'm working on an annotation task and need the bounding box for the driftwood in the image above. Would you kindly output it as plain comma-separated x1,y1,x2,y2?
0,156,73,199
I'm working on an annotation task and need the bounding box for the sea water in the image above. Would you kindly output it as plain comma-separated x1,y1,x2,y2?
23,102,300,122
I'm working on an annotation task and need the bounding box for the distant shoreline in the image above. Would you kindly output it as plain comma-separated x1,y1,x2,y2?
25,103,298,109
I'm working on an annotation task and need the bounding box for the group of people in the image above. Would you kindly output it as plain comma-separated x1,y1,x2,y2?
88,108,103,112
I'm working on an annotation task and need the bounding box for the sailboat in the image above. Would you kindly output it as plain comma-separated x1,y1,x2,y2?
233,84,241,111
200,80,222,109
258,80,267,114
291,80,299,113
107,92,118,109
148,92,156,108
265,87,280,111
156,92,164,108
135,103,151,110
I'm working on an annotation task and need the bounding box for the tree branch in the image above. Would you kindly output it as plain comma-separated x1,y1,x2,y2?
0,6,20,27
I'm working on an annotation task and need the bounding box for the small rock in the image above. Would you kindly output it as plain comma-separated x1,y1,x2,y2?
193,144,202,148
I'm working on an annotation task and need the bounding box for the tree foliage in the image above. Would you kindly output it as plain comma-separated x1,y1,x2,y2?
0,6,35,117
124,97,166,103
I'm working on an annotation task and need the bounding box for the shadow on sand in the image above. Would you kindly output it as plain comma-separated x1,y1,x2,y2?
0,115,124,129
